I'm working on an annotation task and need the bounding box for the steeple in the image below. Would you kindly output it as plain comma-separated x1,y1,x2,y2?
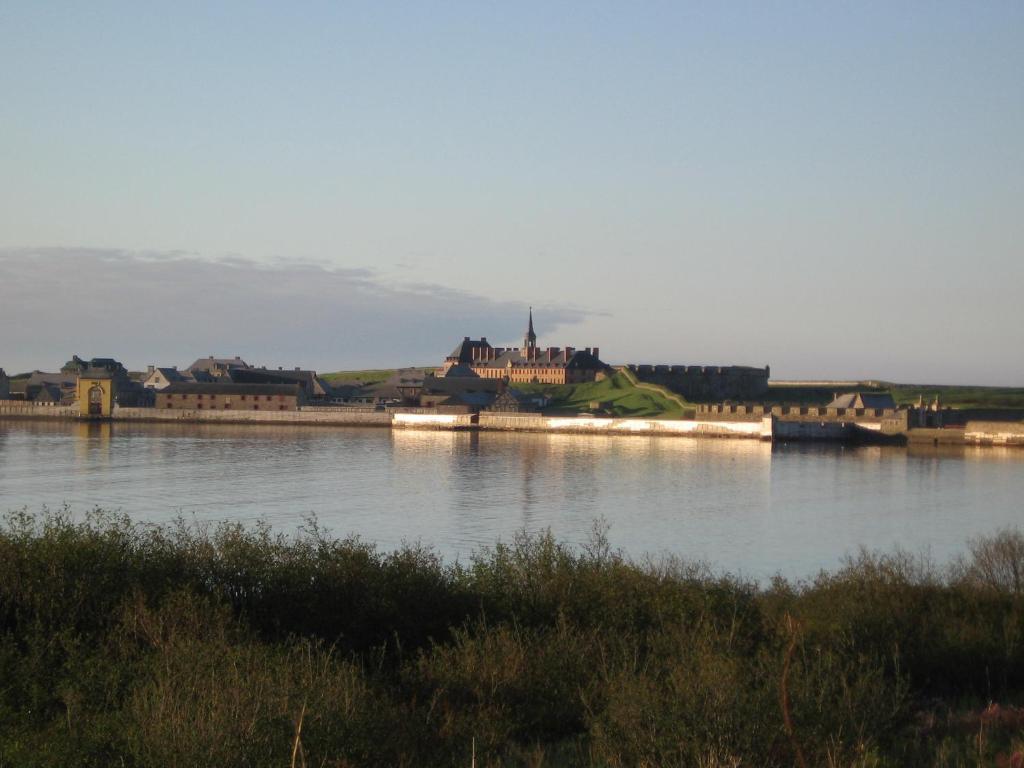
523,306,537,351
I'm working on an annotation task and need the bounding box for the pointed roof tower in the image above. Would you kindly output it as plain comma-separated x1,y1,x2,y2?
523,307,537,351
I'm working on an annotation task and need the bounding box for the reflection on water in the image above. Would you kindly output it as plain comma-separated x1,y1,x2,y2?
1,420,1023,579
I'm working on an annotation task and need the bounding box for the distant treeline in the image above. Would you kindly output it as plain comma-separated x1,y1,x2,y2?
1,510,1022,767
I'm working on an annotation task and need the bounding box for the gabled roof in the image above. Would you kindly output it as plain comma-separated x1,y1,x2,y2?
229,367,331,396
827,392,896,410
146,367,188,383
32,383,63,402
442,364,480,378
447,338,493,363
361,368,432,401
421,375,501,395
160,382,301,396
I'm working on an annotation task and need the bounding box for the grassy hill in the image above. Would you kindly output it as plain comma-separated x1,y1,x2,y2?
515,371,689,418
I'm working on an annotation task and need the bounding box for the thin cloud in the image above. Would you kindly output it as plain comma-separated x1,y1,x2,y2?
0,247,591,373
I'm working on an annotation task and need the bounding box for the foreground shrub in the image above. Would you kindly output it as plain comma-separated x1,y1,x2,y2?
0,510,1022,766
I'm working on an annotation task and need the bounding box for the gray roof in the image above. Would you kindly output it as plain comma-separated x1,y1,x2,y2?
229,367,331,396
357,368,433,401
26,371,77,388
149,367,188,383
447,338,493,362
442,364,480,378
827,392,896,410
422,375,501,395
445,392,497,407
160,382,301,396
32,383,63,402
187,357,250,373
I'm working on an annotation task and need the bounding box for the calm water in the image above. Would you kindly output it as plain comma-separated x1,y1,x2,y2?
1,420,1022,580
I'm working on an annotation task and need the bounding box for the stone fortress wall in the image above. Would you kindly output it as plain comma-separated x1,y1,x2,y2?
623,364,770,402
696,402,910,436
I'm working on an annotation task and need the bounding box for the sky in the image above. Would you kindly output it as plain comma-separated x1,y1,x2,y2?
1,2,1022,383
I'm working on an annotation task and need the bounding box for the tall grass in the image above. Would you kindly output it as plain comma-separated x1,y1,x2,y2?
0,509,1022,766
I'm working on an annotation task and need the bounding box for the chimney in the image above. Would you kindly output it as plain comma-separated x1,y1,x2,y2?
278,367,283,370
481,336,487,344
593,347,599,359
147,365,155,375
295,367,300,371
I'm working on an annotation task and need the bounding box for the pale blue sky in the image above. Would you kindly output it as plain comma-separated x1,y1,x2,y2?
1,3,1022,382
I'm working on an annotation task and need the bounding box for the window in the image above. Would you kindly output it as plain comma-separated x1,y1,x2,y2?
197,403,203,409
241,395,247,401
253,405,259,410
279,405,286,410
197,394,203,399
210,394,216,400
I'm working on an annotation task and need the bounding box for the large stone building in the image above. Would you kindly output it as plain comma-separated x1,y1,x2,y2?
442,309,606,385
156,383,304,411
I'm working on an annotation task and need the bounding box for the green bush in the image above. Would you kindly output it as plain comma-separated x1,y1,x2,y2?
1,509,1023,766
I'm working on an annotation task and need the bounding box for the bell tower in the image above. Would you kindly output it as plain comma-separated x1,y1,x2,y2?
523,307,537,353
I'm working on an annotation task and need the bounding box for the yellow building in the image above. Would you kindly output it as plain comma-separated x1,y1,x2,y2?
76,373,116,418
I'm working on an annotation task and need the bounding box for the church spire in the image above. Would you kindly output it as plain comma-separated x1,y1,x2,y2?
524,306,537,351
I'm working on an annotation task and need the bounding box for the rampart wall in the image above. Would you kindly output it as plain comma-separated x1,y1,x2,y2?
624,364,769,401
477,413,771,439
964,421,1024,446
111,407,392,426
0,401,78,419
696,403,909,433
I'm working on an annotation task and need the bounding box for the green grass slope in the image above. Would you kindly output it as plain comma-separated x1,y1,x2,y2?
517,371,688,418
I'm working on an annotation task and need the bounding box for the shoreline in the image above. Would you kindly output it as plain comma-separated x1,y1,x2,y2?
2,402,1023,446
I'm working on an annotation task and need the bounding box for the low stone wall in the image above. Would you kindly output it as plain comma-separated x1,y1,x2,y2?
392,413,477,429
964,421,1024,446
478,413,771,439
0,401,79,419
906,427,967,446
112,407,392,426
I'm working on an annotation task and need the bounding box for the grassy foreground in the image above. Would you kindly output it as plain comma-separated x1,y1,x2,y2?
2,511,1023,766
